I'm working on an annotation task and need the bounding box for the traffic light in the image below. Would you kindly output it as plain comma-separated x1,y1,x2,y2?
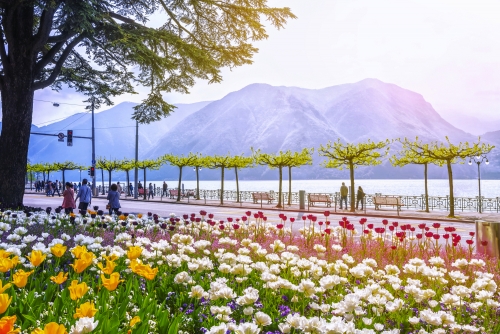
90,167,95,177
67,130,73,146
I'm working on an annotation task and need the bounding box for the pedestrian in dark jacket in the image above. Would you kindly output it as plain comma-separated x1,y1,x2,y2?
356,186,365,210
107,183,121,215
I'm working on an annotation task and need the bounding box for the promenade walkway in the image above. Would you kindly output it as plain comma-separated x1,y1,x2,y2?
24,189,499,223
24,190,500,246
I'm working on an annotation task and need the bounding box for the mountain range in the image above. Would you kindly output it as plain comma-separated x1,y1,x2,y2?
20,78,499,181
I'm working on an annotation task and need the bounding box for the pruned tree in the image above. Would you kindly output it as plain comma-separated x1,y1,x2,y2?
410,137,494,218
96,158,122,188
53,161,82,186
0,1,295,206
42,162,60,182
205,154,234,205
318,139,390,212
391,138,437,213
117,159,136,196
227,154,254,203
136,158,162,200
191,155,209,200
163,153,201,202
252,149,295,208
285,148,314,206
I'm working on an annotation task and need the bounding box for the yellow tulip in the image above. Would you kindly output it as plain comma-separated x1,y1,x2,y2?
129,316,141,328
32,322,67,334
97,260,116,275
137,213,143,218
70,252,95,274
70,245,88,259
9,256,19,267
0,281,11,293
0,294,12,315
0,258,14,273
101,272,124,291
50,272,69,285
73,301,97,319
103,254,120,262
26,250,46,267
12,270,34,288
0,250,11,259
129,260,158,280
0,315,20,333
68,280,89,301
127,246,142,260
50,244,67,258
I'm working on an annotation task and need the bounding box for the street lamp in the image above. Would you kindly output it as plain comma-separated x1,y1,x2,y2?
468,154,489,213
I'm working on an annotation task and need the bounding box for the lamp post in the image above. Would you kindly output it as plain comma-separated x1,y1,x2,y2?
193,166,202,200
469,154,489,213
134,119,139,199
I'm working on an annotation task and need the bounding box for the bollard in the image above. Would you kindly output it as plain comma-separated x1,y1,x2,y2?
299,190,305,210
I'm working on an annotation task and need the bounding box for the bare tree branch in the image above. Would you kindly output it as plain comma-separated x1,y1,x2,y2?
33,35,85,90
32,7,56,51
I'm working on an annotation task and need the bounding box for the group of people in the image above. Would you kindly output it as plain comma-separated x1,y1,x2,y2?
61,178,121,215
339,182,365,210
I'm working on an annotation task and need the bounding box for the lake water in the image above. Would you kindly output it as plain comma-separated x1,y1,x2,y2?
140,179,500,199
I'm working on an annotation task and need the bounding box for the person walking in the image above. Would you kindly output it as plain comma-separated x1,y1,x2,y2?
162,181,168,197
117,182,123,195
75,179,92,211
148,183,154,200
107,183,121,215
356,186,365,210
61,182,76,214
128,183,133,197
46,181,52,196
340,182,348,210
52,180,61,197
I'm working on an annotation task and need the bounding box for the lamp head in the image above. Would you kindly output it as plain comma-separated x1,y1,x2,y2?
468,159,472,166
53,103,60,107
476,155,481,160
485,159,490,165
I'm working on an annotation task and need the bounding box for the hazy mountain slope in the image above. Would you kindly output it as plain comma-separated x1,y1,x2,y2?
144,79,479,180
28,101,211,165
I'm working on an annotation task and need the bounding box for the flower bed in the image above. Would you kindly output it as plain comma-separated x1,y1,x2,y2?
0,207,498,333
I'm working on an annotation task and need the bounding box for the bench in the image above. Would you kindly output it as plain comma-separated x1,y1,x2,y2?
169,189,179,199
252,192,274,204
308,194,332,209
373,196,403,215
138,188,148,195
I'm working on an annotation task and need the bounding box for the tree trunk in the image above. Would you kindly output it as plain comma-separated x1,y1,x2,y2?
235,167,240,202
62,170,66,186
0,5,36,207
424,163,429,213
447,160,455,217
177,166,183,202
349,161,355,212
277,166,283,208
101,169,105,194
108,170,112,188
196,167,200,200
288,166,292,206
126,170,130,196
220,167,225,205
43,172,46,182
143,168,147,200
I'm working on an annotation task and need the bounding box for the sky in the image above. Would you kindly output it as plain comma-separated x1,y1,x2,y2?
33,0,500,134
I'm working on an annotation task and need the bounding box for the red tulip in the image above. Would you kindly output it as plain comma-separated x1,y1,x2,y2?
389,226,395,231
324,211,330,217
325,228,331,235
416,233,423,239
277,224,284,229
233,224,240,230
302,216,307,221
432,223,440,229
425,231,433,238
392,222,398,227
318,221,324,226
433,234,440,240
290,218,295,223
227,217,233,222
367,224,374,229
382,219,388,225
219,225,225,230
481,240,488,246
418,223,426,229
359,218,367,225
208,213,214,219
245,211,251,216
200,210,207,216
391,245,397,250
242,216,247,222
364,229,370,234
466,239,474,245
443,234,450,239
469,232,475,237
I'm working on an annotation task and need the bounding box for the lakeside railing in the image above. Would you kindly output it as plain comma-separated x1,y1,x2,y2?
27,184,500,213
